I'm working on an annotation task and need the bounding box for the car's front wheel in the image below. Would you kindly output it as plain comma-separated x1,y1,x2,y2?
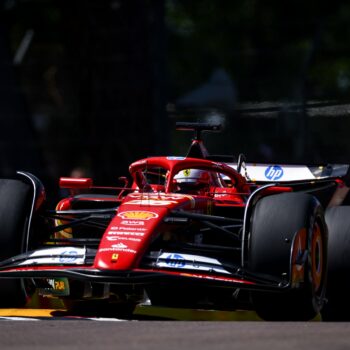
321,206,350,321
248,193,327,321
0,179,32,307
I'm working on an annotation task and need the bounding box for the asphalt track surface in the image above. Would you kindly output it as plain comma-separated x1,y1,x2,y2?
1,309,350,350
1,318,350,350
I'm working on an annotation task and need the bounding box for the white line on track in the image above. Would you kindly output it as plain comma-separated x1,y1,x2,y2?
85,318,127,322
0,317,40,321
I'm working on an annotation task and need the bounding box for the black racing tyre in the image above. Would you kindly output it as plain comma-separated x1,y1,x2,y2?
321,206,350,321
249,193,327,321
0,179,31,307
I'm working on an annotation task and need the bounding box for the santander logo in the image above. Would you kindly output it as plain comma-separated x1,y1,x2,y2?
111,243,128,249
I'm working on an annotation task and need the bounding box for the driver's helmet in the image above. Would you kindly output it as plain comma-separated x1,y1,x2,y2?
173,169,211,194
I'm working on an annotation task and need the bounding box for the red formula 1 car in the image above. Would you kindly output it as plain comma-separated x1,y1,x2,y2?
0,123,349,320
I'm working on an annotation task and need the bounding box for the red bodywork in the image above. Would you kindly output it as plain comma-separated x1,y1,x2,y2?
0,155,298,288
54,157,250,277
96,157,247,270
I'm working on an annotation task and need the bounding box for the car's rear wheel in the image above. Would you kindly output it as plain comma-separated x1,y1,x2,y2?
0,179,32,307
249,193,327,321
321,206,350,321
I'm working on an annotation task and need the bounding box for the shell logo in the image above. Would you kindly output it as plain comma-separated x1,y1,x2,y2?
117,211,158,220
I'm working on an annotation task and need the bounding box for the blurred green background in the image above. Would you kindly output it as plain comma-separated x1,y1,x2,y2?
1,0,349,196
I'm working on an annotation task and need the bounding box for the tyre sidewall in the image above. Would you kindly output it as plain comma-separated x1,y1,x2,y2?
249,193,327,320
0,179,31,306
322,206,350,320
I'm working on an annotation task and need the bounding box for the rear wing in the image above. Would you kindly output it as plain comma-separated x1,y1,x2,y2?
174,122,349,183
225,163,350,182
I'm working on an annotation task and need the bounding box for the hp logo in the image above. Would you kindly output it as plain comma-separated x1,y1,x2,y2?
165,254,186,268
265,165,284,181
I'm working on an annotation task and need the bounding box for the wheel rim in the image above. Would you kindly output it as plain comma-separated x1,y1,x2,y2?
311,222,323,293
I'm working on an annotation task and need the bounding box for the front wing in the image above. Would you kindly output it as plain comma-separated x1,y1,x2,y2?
0,249,295,292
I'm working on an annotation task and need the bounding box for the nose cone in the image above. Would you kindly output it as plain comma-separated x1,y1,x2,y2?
94,203,167,270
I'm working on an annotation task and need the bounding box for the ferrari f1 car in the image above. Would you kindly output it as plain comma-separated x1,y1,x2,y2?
0,123,349,320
